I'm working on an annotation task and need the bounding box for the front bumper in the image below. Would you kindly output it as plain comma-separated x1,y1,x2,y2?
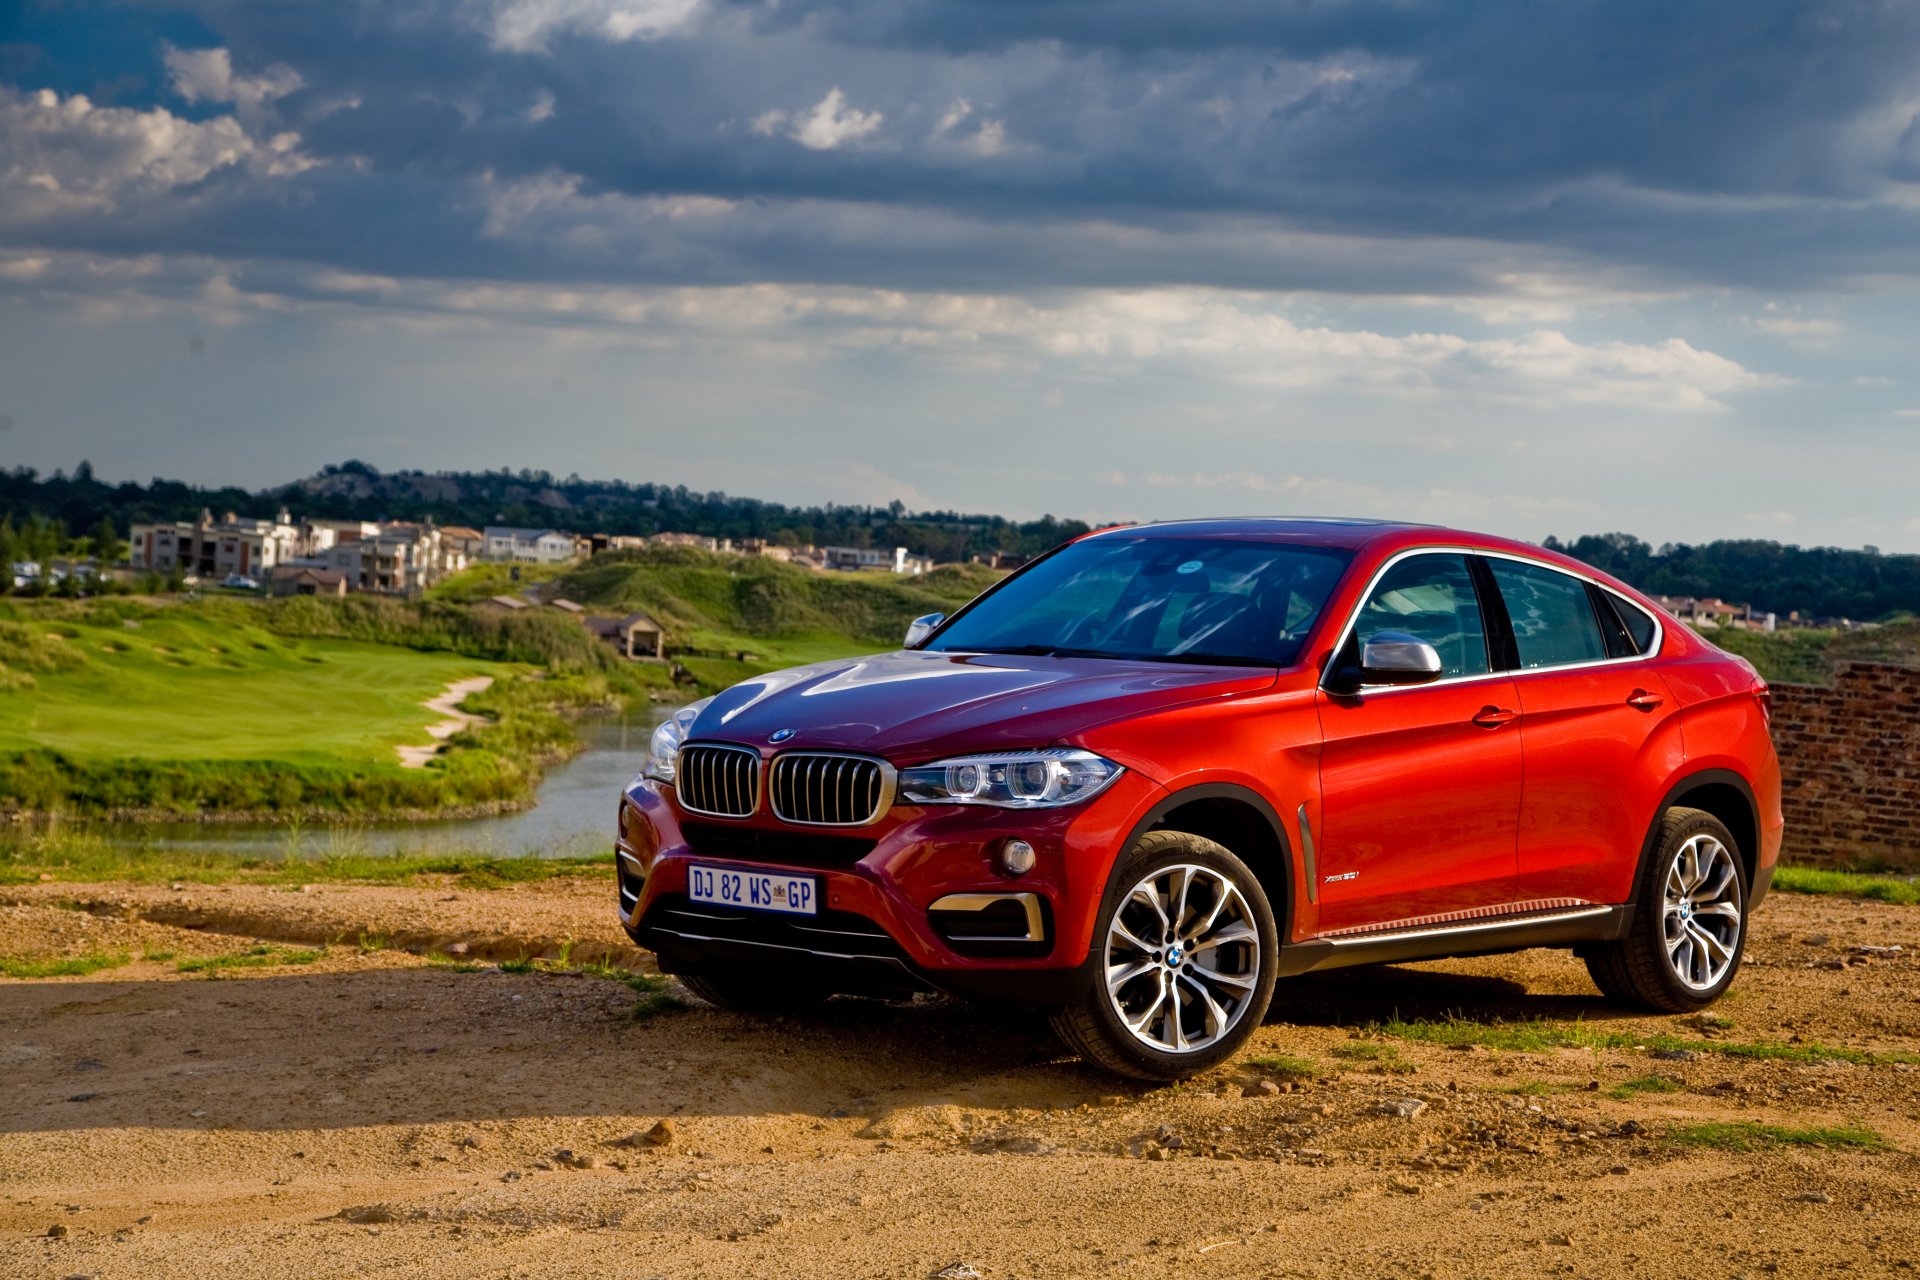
617,769,1164,1005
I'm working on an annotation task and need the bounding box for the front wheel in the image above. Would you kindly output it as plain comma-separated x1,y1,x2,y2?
1583,807,1749,1012
1050,830,1279,1080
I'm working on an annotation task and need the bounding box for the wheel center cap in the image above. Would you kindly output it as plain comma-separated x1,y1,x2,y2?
1165,944,1185,968
1679,901,1692,921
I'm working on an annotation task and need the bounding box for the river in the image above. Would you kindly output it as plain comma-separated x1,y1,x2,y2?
12,710,671,861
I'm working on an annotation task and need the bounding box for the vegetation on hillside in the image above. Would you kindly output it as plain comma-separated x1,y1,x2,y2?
1704,618,1920,686
1,459,1093,566
1545,531,1920,621
548,546,1003,686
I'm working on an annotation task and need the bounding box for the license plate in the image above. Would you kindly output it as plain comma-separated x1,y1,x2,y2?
688,863,818,916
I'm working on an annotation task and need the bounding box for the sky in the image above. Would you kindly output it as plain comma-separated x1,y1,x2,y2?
2,1,1919,550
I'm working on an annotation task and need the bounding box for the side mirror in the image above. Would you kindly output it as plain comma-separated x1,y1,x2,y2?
904,612,946,648
1358,630,1444,685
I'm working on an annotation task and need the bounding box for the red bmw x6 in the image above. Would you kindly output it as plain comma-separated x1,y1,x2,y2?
618,519,1781,1079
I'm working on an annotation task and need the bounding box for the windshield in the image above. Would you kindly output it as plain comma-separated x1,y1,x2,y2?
925,537,1353,667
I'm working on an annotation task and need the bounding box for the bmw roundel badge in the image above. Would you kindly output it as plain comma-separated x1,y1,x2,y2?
769,728,796,743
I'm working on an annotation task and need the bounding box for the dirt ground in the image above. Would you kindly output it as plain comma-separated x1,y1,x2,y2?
2,877,1917,1280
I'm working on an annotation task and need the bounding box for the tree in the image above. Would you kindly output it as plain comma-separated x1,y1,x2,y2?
93,514,121,567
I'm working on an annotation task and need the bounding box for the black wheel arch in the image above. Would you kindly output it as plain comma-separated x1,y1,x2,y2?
1111,782,1298,944
1635,768,1763,908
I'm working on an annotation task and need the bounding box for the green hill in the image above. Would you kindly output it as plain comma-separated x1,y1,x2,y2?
548,547,1005,688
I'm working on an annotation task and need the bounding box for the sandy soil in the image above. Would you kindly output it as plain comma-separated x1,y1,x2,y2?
396,676,494,768
2,878,1918,1279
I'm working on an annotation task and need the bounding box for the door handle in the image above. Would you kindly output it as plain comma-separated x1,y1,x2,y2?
1626,689,1665,711
1471,705,1517,728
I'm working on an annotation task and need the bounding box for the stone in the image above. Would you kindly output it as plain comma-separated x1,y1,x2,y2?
613,1119,676,1148
1547,1232,1574,1246
446,942,470,956
1255,1080,1282,1096
554,1149,599,1170
1650,1048,1697,1062
1379,1098,1428,1119
46,1224,68,1238
1790,1192,1832,1205
336,1205,396,1224
930,1265,985,1280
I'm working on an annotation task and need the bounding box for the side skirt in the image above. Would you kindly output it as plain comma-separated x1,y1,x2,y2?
1276,904,1634,977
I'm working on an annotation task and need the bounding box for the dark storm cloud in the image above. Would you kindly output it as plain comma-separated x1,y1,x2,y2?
4,0,1920,295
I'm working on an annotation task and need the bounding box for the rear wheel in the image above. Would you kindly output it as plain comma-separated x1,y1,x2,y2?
1050,830,1279,1080
679,963,832,1014
1584,807,1748,1012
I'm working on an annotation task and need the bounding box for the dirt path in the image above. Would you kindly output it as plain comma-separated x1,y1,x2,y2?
395,676,494,768
2,879,1918,1279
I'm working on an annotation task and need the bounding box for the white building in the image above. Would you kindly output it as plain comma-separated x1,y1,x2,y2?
315,522,464,595
131,509,302,579
822,545,914,574
483,526,580,564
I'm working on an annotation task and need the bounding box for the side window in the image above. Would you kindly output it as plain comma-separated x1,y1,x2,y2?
1604,589,1658,655
1488,560,1608,669
1353,553,1490,678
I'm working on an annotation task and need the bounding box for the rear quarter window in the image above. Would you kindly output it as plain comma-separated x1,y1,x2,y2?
1487,559,1609,669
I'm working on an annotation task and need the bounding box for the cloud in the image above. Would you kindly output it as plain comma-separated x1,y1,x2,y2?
769,87,884,151
481,0,706,52
0,249,1781,415
163,45,303,108
0,86,308,223
1744,303,1843,346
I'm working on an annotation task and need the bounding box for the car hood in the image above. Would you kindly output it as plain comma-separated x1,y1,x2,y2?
686,649,1275,764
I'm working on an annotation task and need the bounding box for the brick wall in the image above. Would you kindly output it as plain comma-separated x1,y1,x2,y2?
1770,662,1920,871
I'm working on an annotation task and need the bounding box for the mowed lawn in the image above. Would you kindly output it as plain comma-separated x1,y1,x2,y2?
0,613,506,767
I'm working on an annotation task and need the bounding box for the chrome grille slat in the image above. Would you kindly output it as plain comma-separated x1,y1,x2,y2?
677,744,761,818
767,752,893,827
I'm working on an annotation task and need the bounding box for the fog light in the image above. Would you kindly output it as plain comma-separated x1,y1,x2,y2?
997,838,1037,878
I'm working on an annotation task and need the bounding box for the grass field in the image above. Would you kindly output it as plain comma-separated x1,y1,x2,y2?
0,610,503,765
0,598,627,818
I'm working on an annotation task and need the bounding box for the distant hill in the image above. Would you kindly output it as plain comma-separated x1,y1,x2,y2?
0,459,1091,565
1541,533,1920,623
6,460,1920,621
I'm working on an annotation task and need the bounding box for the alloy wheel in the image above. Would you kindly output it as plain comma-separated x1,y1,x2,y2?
1102,862,1261,1054
1661,833,1742,991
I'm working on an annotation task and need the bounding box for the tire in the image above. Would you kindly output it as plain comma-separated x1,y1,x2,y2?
1050,830,1280,1081
1583,807,1749,1013
679,962,832,1014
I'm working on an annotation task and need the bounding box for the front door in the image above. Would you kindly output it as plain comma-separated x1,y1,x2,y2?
1313,552,1522,934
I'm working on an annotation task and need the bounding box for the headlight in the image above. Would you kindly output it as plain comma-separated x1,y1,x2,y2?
643,696,713,784
897,748,1123,809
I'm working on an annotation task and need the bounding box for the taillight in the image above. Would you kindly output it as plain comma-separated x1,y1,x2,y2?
1752,680,1771,726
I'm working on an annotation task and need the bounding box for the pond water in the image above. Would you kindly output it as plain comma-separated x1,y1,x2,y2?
16,709,674,861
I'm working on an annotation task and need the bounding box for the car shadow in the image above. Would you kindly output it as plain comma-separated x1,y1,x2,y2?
1272,961,1631,1029
0,966,1086,1137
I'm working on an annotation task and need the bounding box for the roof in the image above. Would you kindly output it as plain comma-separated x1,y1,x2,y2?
486,594,529,610
619,611,662,631
1084,517,1439,551
483,525,569,540
269,565,345,585
548,598,584,613
439,526,483,539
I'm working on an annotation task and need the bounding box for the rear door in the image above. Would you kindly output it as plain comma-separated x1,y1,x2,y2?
1313,552,1522,933
1482,557,1685,907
